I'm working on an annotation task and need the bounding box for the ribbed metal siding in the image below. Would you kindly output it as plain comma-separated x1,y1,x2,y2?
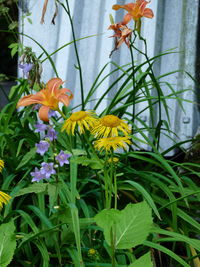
20,0,199,153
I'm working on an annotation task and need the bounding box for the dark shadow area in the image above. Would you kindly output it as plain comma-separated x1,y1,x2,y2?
0,0,18,108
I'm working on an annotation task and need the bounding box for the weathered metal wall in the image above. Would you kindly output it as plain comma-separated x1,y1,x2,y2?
19,0,199,153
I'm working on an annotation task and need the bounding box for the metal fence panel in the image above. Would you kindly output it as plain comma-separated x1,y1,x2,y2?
19,0,199,153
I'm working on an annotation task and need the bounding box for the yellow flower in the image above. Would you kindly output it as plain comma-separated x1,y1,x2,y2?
92,115,131,138
88,248,96,255
94,136,131,152
0,191,11,209
0,160,4,173
108,157,119,164
62,111,97,135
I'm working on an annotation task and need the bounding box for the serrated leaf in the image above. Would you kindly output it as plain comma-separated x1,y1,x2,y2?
16,147,36,170
95,202,152,249
0,220,16,267
14,183,47,197
129,252,153,267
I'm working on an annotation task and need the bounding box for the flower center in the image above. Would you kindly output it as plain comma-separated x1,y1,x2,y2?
70,111,87,121
101,115,121,127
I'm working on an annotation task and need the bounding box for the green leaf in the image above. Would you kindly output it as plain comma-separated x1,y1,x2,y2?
16,147,36,170
144,241,190,267
95,202,152,249
129,252,153,267
47,184,57,210
14,183,47,197
8,42,19,58
27,18,32,24
72,156,103,169
0,220,16,267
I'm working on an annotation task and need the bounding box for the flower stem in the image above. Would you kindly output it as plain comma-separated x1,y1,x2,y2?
129,38,136,135
58,0,85,110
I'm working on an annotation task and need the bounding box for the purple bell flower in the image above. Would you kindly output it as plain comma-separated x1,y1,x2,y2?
40,162,56,178
31,167,45,182
19,63,33,77
46,127,57,141
36,141,50,156
56,150,71,167
34,123,47,133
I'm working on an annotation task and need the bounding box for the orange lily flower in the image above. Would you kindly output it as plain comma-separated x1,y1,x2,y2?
108,24,132,49
17,78,73,122
108,23,132,57
112,0,154,22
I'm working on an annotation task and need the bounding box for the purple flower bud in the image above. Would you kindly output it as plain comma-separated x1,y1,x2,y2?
34,123,47,133
46,127,57,141
31,167,45,182
36,141,50,156
40,162,56,178
19,63,34,77
56,150,71,167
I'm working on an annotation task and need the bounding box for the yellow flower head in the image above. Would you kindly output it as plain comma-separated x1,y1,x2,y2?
62,111,97,135
88,248,96,255
92,115,131,138
0,191,11,210
108,157,119,164
0,160,4,173
94,136,131,152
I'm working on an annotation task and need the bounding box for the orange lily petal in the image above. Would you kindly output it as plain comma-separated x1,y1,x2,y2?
143,8,154,18
55,88,73,99
112,4,135,13
58,95,72,106
122,13,133,25
138,1,149,13
46,78,64,95
38,105,50,122
17,93,45,108
112,4,123,10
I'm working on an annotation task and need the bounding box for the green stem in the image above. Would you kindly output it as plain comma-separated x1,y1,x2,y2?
58,0,85,110
131,36,162,150
129,39,136,134
114,172,117,210
110,150,117,209
57,108,67,119
104,154,111,209
111,227,116,267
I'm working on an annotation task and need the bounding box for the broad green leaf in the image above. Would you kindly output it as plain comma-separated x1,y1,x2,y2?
95,209,121,242
0,220,16,267
14,183,47,197
16,147,36,170
129,252,153,267
95,202,152,249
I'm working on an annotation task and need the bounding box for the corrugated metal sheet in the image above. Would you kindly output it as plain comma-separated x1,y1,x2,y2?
19,0,199,153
